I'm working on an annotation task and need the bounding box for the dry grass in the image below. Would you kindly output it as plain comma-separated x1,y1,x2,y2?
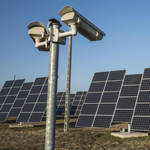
0,116,150,150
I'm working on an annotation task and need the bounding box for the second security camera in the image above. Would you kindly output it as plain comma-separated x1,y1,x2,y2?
59,6,106,41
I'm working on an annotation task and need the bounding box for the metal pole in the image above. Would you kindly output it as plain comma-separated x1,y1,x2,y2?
64,35,72,132
45,22,60,150
14,75,16,80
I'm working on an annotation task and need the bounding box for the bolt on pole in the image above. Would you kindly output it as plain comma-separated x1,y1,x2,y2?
45,22,61,150
64,35,72,132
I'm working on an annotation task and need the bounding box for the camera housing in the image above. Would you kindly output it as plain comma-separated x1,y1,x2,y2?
27,21,49,51
59,6,106,41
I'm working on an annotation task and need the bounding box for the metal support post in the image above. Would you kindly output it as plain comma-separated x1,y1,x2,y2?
14,75,16,80
64,36,72,132
128,123,131,133
19,122,23,125
45,22,60,150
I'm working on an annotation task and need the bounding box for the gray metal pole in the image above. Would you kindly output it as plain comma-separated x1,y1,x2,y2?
45,22,60,150
14,75,16,80
64,35,72,132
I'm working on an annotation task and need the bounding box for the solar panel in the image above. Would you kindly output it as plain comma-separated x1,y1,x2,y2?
76,70,126,128
56,92,66,115
8,82,33,118
17,77,47,122
75,92,87,115
70,91,86,115
131,68,150,131
0,79,25,122
113,74,142,123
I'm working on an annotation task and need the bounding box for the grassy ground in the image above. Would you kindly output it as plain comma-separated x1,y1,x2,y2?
0,116,150,150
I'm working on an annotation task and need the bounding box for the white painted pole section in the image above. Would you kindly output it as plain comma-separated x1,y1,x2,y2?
64,35,72,132
45,23,60,150
128,124,131,133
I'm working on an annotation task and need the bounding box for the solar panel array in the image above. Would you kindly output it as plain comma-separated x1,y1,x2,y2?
1,68,150,131
76,70,126,128
0,77,85,122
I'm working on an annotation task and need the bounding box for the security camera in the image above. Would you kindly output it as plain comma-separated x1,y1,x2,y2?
59,6,106,41
27,21,49,51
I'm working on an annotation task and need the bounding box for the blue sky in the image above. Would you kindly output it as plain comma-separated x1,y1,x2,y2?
0,0,150,93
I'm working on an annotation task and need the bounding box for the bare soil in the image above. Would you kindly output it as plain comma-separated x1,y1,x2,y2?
0,116,150,150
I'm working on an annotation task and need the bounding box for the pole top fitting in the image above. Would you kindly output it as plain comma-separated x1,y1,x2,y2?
49,18,62,27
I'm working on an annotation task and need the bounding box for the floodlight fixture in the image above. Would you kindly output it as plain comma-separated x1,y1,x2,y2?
59,5,106,41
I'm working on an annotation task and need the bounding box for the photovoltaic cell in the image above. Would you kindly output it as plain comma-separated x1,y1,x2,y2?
123,74,142,85
13,100,25,107
5,96,16,103
93,116,112,128
113,110,133,122
134,104,150,116
108,70,125,80
37,94,47,102
140,79,150,90
81,104,98,114
76,70,126,128
26,95,39,102
34,77,46,85
143,68,150,79
137,91,150,102
29,113,44,122
84,93,101,103
9,88,20,95
0,88,11,96
0,97,5,103
76,116,94,127
97,104,116,115
13,79,24,87
116,97,136,109
92,72,108,82
105,81,122,91
3,80,14,88
17,113,31,122
17,91,29,99
101,92,119,103
9,109,21,117
120,86,139,96
89,82,105,92
131,117,150,131
21,82,33,90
